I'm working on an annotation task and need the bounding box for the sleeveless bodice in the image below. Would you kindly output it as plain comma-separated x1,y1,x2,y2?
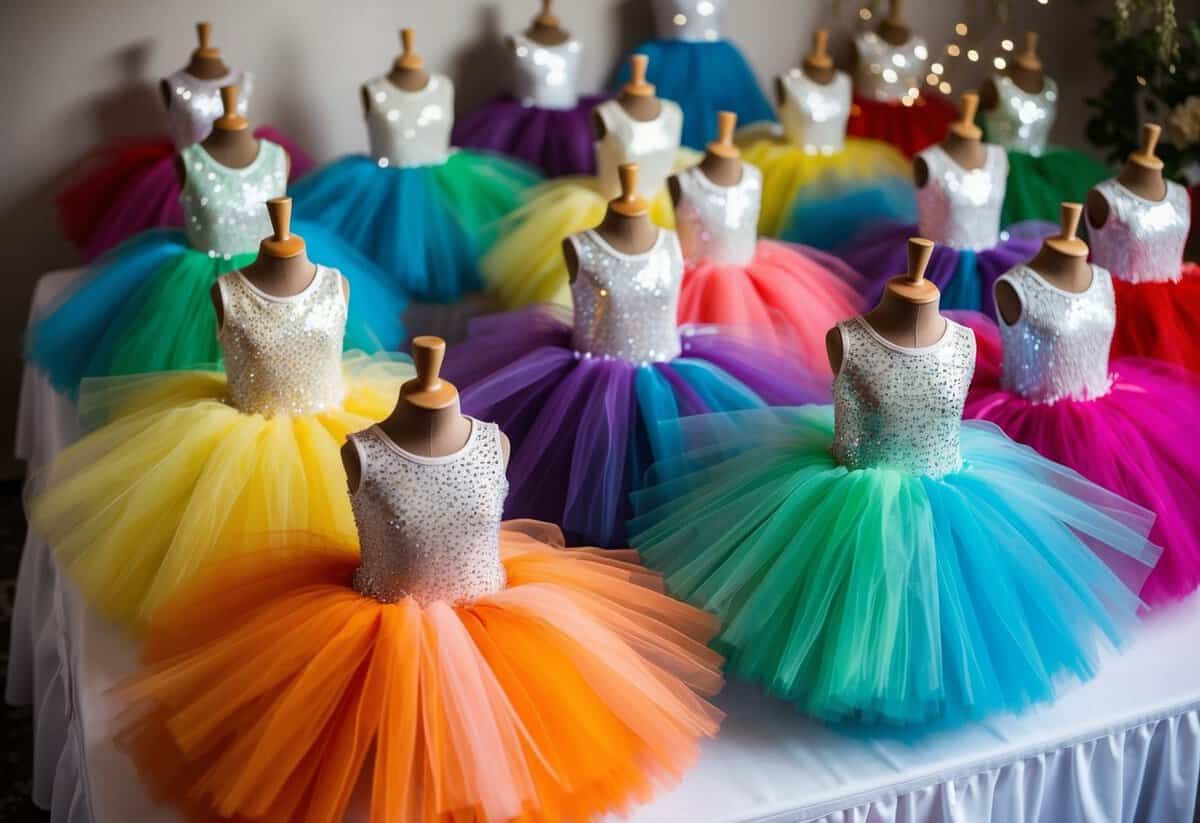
1087,178,1189,284
363,74,453,168
216,266,346,417
179,141,287,257
853,31,929,102
916,144,1007,250
673,165,760,265
779,69,852,154
997,265,1114,404
568,229,684,363
832,316,975,478
163,68,251,149
981,74,1058,156
652,0,725,42
510,33,581,109
593,99,683,199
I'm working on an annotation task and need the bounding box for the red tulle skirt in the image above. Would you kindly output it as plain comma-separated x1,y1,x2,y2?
1110,264,1200,374
846,93,957,159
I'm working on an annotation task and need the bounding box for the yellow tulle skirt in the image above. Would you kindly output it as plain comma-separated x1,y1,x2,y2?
29,353,410,631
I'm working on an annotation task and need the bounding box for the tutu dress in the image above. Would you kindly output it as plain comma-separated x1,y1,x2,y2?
28,265,409,630
841,143,1054,317
113,420,724,823
57,66,313,261
1087,177,1200,373
448,225,825,548
291,72,539,303
673,162,867,373
847,30,957,158
629,315,1161,725
452,29,606,177
28,140,406,395
610,0,774,150
962,264,1200,606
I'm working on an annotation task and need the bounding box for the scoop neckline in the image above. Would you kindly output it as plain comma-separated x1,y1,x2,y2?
1019,263,1098,297
584,227,664,261
856,315,953,354
372,418,478,465
690,164,748,191
1110,178,1172,206
233,265,323,303
193,140,270,175
929,143,993,175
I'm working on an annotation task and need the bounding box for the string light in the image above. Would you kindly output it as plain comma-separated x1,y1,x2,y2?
1001,39,1014,51
955,23,968,36
931,62,944,74
947,44,961,56
858,7,872,20
994,56,1007,69
927,72,939,84
939,81,952,95
967,49,980,62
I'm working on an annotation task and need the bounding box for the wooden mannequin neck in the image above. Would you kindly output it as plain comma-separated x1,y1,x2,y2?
699,152,743,187
1008,62,1045,95
184,53,229,80
877,18,911,46
525,21,570,46
388,65,430,92
1117,160,1166,201
802,61,836,85
240,250,317,293
1028,245,1091,290
864,290,945,348
378,397,474,458
563,209,658,279
201,126,260,168
941,131,987,168
618,91,662,121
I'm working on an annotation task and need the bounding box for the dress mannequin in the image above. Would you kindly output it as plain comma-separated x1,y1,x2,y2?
915,92,987,186
360,28,430,115
565,163,660,267
980,32,1044,112
995,203,1090,323
516,0,570,47
1087,124,1168,228
594,55,662,139
671,111,742,202
776,28,835,102
159,22,229,108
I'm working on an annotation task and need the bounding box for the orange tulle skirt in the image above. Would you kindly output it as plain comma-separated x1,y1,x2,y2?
115,522,724,823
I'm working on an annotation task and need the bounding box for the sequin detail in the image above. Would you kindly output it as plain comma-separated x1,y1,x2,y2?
917,144,1007,250
832,317,975,478
363,74,453,168
511,32,581,110
594,99,683,200
779,69,852,154
217,266,346,416
652,0,725,42
1087,178,1189,284
997,265,1114,404
163,68,251,150
350,422,508,606
674,165,760,265
853,31,930,103
981,74,1057,156
569,229,684,363
179,141,287,258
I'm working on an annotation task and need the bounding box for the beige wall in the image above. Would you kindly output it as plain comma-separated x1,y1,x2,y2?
0,0,1103,475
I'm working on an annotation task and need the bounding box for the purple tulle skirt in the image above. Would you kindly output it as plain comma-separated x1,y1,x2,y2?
443,305,827,547
452,94,606,178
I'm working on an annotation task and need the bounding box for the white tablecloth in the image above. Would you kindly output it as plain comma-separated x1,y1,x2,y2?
8,270,1200,823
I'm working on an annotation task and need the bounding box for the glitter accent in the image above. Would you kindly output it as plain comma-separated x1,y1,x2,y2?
363,74,452,168
997,264,1114,404
832,316,975,478
163,68,252,150
673,164,759,265
917,143,1007,250
653,0,724,42
179,141,287,258
981,74,1058,156
1087,178,1188,284
350,421,508,606
854,31,929,103
569,228,684,363
216,266,346,417
779,69,852,154
593,99,683,200
511,32,581,110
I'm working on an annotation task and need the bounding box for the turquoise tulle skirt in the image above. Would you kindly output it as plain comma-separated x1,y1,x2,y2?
629,406,1160,726
780,177,917,251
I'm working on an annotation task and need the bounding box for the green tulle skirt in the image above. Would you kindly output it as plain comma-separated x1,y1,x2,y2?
1002,147,1109,226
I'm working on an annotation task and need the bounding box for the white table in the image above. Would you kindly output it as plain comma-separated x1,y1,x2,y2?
8,270,1200,823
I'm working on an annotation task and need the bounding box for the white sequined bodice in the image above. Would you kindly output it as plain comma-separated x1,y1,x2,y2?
982,75,1058,156
1087,178,1189,284
510,33,581,109
673,165,760,265
569,229,684,363
652,0,725,42
594,99,683,199
917,144,1007,250
350,422,508,606
163,68,251,150
997,265,1114,404
179,141,287,258
832,317,975,478
363,74,453,168
853,31,929,102
779,69,852,154
216,266,346,417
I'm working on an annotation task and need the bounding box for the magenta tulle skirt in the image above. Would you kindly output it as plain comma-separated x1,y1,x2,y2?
961,312,1200,606
56,128,314,261
452,94,606,178
838,221,1055,318
443,305,827,547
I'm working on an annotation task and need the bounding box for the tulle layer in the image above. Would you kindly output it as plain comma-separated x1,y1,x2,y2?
611,40,775,150
629,406,1160,725
452,94,607,178
1110,265,1200,374
27,354,410,631
1001,148,1110,226
115,522,724,823
291,152,540,302
846,94,958,159
24,228,407,395
443,306,827,548
962,313,1200,605
55,129,314,261
678,239,867,376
